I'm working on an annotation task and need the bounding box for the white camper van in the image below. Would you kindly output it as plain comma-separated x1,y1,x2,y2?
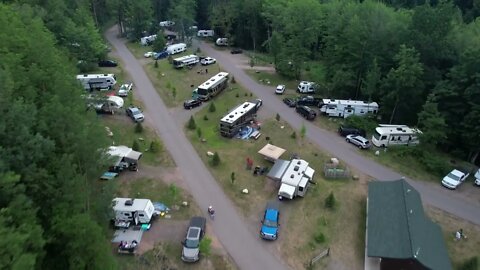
197,30,214,37
140,35,157,46
371,124,422,147
215,38,228,46
76,74,116,91
297,81,316,94
112,198,155,225
166,43,187,55
319,99,379,118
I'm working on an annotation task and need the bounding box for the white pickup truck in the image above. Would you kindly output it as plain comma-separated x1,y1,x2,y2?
474,168,480,186
442,169,470,189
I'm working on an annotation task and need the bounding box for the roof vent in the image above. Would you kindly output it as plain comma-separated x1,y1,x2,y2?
125,199,134,206
229,115,234,118
297,161,301,165
290,174,294,178
294,166,300,171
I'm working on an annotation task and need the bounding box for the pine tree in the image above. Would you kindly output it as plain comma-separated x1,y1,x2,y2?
187,116,196,130
209,102,216,112
325,192,336,210
132,139,140,151
211,152,221,166
135,122,144,133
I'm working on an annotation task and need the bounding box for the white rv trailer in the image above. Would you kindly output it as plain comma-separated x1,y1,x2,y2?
371,124,422,147
112,198,155,225
172,55,200,68
76,74,116,90
195,72,229,101
267,159,315,200
215,38,228,46
197,30,214,37
319,99,379,118
297,81,316,93
219,102,258,138
140,34,157,46
166,43,187,55
159,20,175,27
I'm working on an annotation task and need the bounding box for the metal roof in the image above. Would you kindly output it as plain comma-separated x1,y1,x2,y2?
220,102,256,123
367,180,452,270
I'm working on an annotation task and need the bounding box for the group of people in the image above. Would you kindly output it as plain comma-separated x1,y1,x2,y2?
118,240,138,251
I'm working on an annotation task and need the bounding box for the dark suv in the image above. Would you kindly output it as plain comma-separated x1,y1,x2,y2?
184,99,202,110
296,105,317,120
98,60,118,67
338,125,366,137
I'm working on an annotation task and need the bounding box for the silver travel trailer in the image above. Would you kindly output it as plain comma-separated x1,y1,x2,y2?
371,124,422,147
166,43,187,55
319,99,379,118
76,74,116,91
172,55,200,68
197,30,215,37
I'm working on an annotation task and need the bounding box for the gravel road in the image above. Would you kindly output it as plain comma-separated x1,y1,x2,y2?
106,28,290,270
195,40,480,226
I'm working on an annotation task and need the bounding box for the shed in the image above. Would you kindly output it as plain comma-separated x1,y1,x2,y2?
258,143,286,162
367,180,452,270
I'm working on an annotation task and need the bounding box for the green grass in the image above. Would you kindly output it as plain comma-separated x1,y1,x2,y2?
102,117,174,167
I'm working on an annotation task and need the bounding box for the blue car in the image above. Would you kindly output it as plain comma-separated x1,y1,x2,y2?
260,202,280,240
153,51,169,60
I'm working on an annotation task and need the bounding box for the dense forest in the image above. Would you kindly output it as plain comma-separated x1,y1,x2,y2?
107,0,479,164
0,0,479,268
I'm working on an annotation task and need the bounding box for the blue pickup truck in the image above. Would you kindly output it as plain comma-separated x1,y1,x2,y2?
260,202,280,240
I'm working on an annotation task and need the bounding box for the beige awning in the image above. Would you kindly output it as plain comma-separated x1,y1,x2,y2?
258,143,286,162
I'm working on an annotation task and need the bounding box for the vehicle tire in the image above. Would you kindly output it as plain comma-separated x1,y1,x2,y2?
358,145,362,149
381,144,385,147
346,139,350,143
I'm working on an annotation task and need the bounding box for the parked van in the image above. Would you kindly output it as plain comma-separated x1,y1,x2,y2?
166,43,187,55
216,38,228,46
197,30,214,37
296,105,317,120
297,81,316,94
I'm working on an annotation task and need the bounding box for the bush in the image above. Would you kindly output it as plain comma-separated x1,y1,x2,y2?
314,232,326,244
325,192,336,210
235,93,239,98
209,102,216,113
132,139,140,151
276,113,280,121
419,151,450,176
344,115,377,134
291,131,297,139
211,152,220,166
134,123,143,133
459,256,478,270
203,115,209,121
196,127,202,139
199,237,212,257
149,140,162,153
154,60,158,68
187,116,196,130
231,76,236,83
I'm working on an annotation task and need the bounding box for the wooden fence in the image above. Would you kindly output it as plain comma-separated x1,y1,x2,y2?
310,247,330,266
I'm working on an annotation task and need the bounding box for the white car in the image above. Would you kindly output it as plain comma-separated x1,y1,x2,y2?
442,169,470,189
275,85,286,94
200,57,216,65
117,83,133,97
144,52,154,58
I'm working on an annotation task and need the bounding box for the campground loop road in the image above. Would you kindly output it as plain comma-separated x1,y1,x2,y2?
106,28,290,270
195,41,480,226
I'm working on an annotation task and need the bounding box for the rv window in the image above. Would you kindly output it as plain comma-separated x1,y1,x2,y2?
299,187,304,192
381,136,387,140
139,214,144,217
391,137,395,141
107,80,111,83
124,213,130,216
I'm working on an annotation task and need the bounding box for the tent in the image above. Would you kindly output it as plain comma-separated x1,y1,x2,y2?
257,143,286,162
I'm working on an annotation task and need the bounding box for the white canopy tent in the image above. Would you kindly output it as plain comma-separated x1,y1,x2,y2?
257,143,286,162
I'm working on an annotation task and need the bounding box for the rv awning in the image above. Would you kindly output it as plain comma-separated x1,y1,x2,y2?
258,144,286,162
305,167,315,180
267,159,290,181
108,145,143,164
125,150,142,162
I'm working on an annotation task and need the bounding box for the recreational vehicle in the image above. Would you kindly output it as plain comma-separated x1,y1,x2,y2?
76,74,116,91
197,30,214,37
267,159,315,200
159,21,175,27
172,55,200,68
194,72,229,101
371,124,422,147
140,35,157,46
319,99,379,118
216,38,228,46
220,102,258,138
112,198,155,226
297,81,316,94
166,43,187,55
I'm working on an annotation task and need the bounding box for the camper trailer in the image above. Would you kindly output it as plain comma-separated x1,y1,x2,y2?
297,81,316,94
166,43,187,55
140,35,157,46
172,55,200,68
197,30,214,37
267,159,315,200
371,124,422,147
216,38,228,46
159,21,175,27
319,99,379,118
76,74,116,91
112,198,155,226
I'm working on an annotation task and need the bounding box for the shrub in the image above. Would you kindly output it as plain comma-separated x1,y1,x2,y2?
235,93,239,98
344,115,377,134
154,60,158,68
132,139,140,151
231,76,236,83
134,123,143,133
325,192,336,210
314,232,326,244
196,127,202,139
419,151,450,176
276,113,280,121
209,102,216,112
211,152,220,166
291,131,297,139
199,237,212,257
459,256,478,270
187,116,196,130
203,115,209,121
149,140,162,153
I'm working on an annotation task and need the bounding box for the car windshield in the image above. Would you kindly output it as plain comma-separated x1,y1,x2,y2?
447,173,461,181
185,239,199,248
264,219,278,227
373,130,381,140
132,110,141,115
